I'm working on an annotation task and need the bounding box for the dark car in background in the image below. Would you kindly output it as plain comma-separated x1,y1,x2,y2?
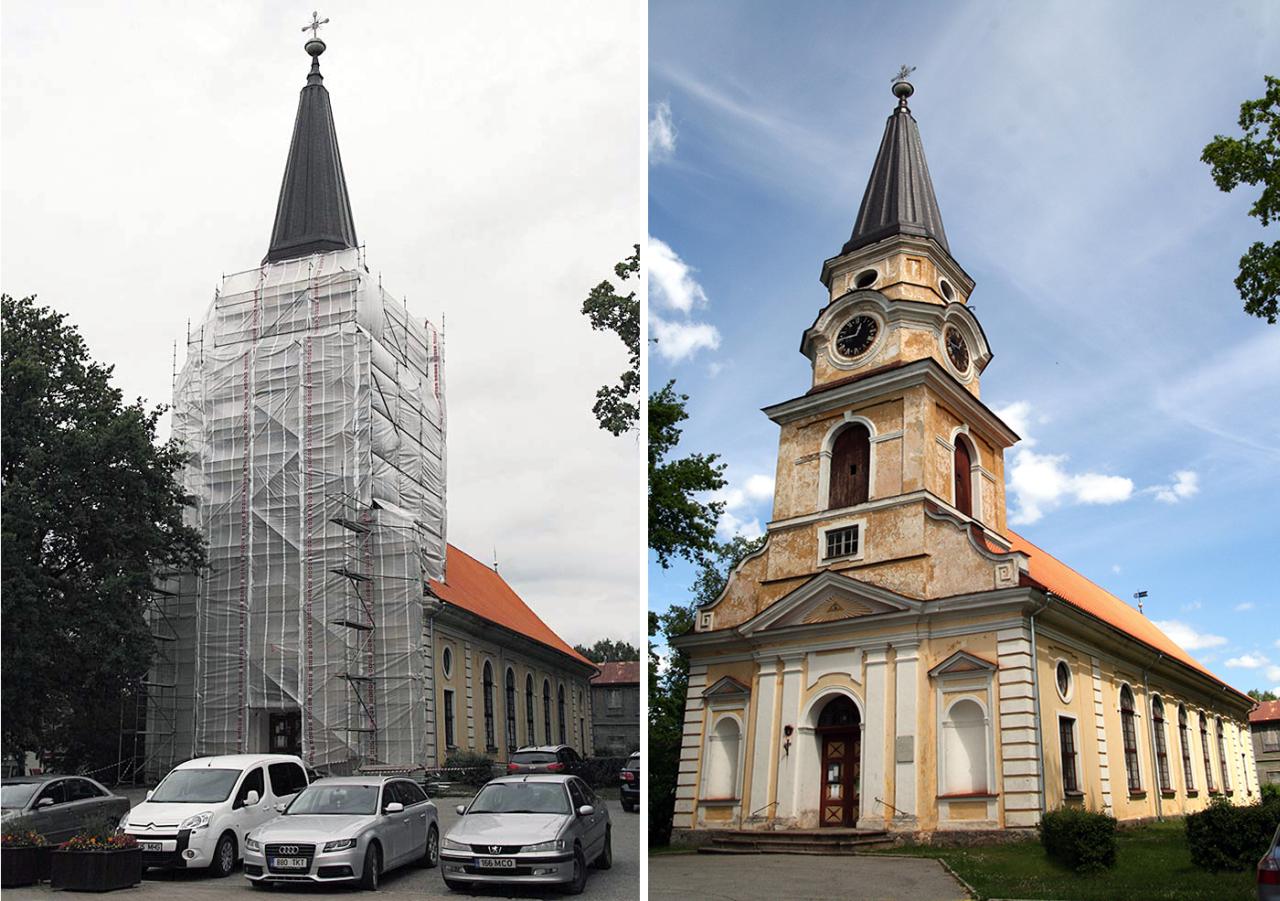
619,752,639,812
506,746,584,777
1,775,131,843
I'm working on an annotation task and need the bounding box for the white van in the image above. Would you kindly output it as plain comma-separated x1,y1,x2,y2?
120,754,309,876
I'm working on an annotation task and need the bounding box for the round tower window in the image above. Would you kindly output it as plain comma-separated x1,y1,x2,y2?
442,646,453,679
939,278,955,301
1056,660,1072,701
854,269,878,289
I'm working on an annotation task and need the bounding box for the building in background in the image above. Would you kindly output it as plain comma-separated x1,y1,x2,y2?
138,28,591,779
1251,701,1280,787
671,78,1257,841
590,661,641,756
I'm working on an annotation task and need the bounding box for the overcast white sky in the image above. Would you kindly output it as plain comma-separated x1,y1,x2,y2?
2,1,644,648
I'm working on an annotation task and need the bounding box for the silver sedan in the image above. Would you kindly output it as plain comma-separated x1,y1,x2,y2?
440,774,611,894
242,776,438,890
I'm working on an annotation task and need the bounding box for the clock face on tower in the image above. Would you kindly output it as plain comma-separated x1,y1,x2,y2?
835,315,878,359
945,326,970,373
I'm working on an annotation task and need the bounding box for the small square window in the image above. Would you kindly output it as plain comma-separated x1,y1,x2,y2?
824,526,859,560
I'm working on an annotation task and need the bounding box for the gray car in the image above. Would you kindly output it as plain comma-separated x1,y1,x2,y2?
440,774,611,894
242,776,438,890
1,775,130,843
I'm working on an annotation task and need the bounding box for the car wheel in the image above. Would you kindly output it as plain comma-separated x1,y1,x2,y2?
565,846,587,895
593,827,612,870
359,842,381,891
419,824,439,869
210,832,237,878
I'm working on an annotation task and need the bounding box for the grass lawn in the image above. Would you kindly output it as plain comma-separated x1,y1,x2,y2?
871,819,1255,900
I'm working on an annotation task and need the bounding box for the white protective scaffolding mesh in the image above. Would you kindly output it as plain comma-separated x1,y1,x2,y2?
170,248,445,769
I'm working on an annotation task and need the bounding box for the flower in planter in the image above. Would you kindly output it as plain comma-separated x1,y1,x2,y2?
1,831,48,848
60,832,138,852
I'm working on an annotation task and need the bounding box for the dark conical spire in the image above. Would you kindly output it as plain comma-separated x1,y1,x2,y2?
842,79,949,257
263,31,358,264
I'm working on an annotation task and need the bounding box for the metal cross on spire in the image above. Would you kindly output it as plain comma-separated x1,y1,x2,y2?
892,65,917,84
302,10,329,38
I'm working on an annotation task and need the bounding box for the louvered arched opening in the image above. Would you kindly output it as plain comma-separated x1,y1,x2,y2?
953,434,974,517
829,423,871,509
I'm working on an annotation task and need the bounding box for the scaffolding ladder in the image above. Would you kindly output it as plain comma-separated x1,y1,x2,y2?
328,493,379,766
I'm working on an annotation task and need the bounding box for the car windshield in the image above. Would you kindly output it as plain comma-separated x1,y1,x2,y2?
512,752,558,764
468,782,570,815
1,783,39,809
150,769,240,803
286,785,378,816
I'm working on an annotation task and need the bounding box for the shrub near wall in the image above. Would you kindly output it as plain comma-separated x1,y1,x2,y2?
443,750,496,787
1039,807,1118,874
1186,795,1280,872
579,757,628,790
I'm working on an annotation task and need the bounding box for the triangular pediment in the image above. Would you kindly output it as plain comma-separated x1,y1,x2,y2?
928,650,998,678
740,571,919,636
702,676,751,702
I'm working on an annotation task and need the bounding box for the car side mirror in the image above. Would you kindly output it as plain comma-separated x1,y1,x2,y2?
244,790,260,806
384,802,404,814
577,805,594,817
37,798,54,809
145,790,154,801
455,804,466,816
275,803,288,814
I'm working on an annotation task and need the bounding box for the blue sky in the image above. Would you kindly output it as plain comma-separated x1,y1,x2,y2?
648,0,1280,693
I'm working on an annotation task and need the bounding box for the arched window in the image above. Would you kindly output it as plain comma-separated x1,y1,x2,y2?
953,434,974,517
704,717,742,799
1216,719,1231,792
1152,697,1171,792
1178,705,1195,791
557,684,567,745
817,695,860,729
1120,685,1141,793
482,662,496,752
525,674,535,747
1200,712,1216,792
543,679,552,744
505,668,517,755
942,699,988,795
829,423,870,509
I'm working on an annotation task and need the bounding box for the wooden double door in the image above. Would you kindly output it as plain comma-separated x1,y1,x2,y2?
820,730,860,827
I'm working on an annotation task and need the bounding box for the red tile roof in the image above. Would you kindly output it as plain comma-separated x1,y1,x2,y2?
1006,531,1251,703
1250,700,1280,724
591,661,640,685
428,545,593,668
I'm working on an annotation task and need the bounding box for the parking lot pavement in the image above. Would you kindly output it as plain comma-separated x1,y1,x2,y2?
4,800,639,901
648,851,969,901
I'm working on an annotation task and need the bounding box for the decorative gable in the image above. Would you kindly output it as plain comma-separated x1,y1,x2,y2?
928,650,998,678
739,570,919,636
702,676,752,704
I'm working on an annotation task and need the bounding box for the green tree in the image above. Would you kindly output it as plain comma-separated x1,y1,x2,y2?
649,381,726,568
648,535,765,845
1249,688,1278,702
1202,75,1280,323
581,245,641,435
1,295,204,774
573,639,641,664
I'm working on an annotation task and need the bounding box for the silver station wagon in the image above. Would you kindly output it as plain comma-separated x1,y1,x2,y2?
242,776,438,890
440,774,611,894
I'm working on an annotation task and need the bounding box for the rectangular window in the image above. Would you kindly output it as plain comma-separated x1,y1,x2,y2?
607,689,622,712
1179,714,1195,791
1217,723,1231,792
444,689,456,749
1059,717,1079,795
1263,727,1280,753
1153,704,1171,792
1201,717,1216,793
824,525,859,560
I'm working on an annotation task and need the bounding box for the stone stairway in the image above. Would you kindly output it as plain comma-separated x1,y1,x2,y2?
698,827,895,855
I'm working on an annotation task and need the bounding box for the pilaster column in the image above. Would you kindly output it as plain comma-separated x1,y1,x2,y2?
748,658,780,820
893,643,919,824
860,646,888,829
775,654,806,819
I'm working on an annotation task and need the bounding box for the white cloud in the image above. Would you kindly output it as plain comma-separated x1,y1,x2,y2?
1153,620,1228,651
1006,447,1134,525
1234,602,1255,612
716,509,762,540
1182,601,1202,611
743,473,775,501
648,236,708,314
649,100,677,162
712,472,774,539
1151,470,1200,504
1224,653,1269,669
1111,564,1122,574
707,361,724,378
994,401,1037,447
1268,665,1280,684
648,236,721,363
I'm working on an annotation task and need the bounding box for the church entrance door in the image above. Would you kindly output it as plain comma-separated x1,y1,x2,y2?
815,695,860,827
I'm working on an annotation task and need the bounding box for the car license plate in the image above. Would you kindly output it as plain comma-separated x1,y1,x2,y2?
271,857,309,870
138,841,163,852
475,857,516,869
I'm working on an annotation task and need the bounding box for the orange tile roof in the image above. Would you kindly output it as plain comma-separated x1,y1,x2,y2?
1006,531,1251,703
591,661,640,685
1250,700,1280,723
428,545,594,669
